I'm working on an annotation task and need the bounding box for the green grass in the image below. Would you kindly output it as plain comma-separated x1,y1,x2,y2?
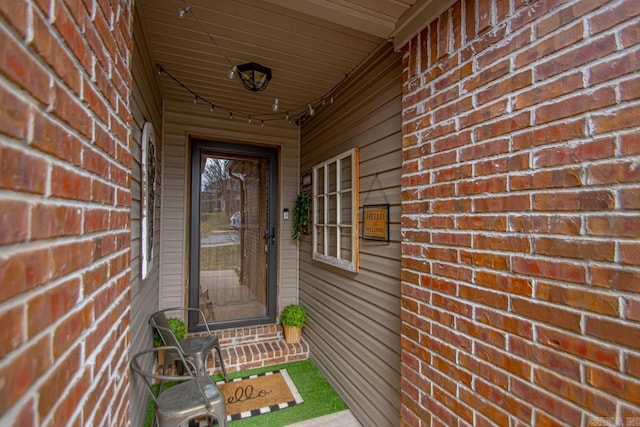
200,246,239,271
221,359,347,426
200,212,232,237
144,359,347,426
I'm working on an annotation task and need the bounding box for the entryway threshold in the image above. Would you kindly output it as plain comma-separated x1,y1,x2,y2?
285,410,362,427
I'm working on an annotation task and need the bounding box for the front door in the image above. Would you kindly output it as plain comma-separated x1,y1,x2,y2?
189,139,278,330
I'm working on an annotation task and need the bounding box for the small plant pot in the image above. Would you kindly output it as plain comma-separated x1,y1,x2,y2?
283,325,302,344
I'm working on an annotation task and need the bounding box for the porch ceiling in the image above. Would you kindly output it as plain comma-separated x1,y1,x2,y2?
136,0,417,120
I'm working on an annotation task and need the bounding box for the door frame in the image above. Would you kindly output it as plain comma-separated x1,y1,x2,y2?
188,138,279,331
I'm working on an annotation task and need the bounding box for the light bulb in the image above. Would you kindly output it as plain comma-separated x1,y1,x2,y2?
229,112,233,120
261,120,264,127
210,105,215,113
228,66,237,80
285,111,289,120
248,116,252,124
193,96,198,104
178,5,190,19
272,98,279,112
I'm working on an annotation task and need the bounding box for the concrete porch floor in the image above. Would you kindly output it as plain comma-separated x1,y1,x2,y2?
287,410,362,426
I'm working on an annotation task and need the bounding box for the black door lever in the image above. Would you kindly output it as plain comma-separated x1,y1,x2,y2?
264,228,276,245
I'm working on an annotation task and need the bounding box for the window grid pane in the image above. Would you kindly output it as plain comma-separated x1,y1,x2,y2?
340,190,351,226
316,196,325,225
312,149,358,272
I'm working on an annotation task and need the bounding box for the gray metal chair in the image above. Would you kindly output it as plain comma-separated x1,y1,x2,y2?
150,307,228,382
130,346,228,427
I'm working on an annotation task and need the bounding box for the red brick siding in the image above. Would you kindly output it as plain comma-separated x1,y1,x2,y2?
0,1,133,425
401,0,640,425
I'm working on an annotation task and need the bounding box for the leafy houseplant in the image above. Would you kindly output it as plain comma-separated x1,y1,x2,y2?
153,317,187,346
280,304,307,344
291,192,311,242
153,317,187,365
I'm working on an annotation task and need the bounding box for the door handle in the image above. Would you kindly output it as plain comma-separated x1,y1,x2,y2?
264,228,276,244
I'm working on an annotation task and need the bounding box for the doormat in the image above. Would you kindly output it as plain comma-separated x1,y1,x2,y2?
217,369,304,422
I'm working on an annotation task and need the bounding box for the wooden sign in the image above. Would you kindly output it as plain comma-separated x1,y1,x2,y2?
363,204,389,241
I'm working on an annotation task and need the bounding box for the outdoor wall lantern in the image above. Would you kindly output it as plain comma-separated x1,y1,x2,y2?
228,62,272,91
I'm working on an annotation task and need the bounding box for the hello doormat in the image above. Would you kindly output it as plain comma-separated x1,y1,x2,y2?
217,369,304,422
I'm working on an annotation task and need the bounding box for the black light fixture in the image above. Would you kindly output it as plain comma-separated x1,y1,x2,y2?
229,62,272,92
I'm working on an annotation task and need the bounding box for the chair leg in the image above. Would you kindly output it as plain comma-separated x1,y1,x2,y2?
192,355,206,377
215,344,228,382
214,401,228,427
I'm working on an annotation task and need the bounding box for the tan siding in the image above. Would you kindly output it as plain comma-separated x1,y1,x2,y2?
159,100,300,312
130,7,164,426
299,42,402,427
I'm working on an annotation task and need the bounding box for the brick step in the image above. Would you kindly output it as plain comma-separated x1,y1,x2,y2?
200,324,309,376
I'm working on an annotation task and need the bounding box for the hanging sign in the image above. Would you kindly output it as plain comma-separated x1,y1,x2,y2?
363,204,389,241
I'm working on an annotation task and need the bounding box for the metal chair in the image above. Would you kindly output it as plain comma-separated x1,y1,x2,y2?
150,307,228,382
130,346,228,427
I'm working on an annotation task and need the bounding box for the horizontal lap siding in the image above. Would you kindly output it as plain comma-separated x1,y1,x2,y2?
160,100,299,311
300,42,403,427
130,8,163,426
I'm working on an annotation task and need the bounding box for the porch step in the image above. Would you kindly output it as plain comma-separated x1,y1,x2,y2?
200,324,309,376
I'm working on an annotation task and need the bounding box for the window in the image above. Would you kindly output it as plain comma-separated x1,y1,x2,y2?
312,148,359,272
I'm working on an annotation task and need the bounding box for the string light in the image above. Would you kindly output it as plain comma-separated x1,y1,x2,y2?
155,64,348,125
178,5,191,19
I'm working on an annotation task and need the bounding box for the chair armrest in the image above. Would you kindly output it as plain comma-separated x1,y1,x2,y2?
130,346,197,383
158,307,212,333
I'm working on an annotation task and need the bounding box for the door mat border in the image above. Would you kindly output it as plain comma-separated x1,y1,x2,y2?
217,368,304,421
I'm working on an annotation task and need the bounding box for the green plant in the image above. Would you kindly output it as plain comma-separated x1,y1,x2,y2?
280,304,307,327
153,317,187,346
291,192,311,242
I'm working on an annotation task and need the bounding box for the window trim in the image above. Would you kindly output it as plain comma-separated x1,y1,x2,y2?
141,122,156,280
312,148,359,272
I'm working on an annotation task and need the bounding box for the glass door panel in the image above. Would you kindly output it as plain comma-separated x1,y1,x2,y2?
190,140,278,329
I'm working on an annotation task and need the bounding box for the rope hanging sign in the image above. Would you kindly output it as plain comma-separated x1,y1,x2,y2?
361,174,390,242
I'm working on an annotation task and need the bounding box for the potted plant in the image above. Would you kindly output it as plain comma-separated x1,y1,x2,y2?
291,192,311,242
280,304,307,344
153,317,187,364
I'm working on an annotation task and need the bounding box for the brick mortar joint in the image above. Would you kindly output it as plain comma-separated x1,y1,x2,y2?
8,8,133,150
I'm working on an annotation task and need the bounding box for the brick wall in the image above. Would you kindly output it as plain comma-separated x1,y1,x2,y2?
400,0,640,425
0,1,133,425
